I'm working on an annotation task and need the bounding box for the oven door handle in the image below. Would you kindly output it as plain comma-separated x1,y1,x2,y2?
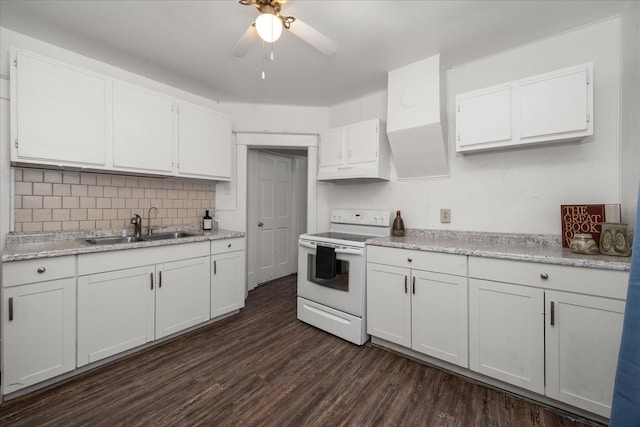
299,241,363,256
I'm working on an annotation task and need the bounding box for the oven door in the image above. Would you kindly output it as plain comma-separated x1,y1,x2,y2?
297,239,365,317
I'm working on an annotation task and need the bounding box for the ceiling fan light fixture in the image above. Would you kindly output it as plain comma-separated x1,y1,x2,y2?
255,12,283,43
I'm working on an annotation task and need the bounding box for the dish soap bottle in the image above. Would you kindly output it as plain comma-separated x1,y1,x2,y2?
392,210,405,237
203,210,213,231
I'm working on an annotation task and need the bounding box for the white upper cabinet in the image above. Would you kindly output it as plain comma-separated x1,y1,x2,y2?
318,119,391,181
9,48,230,181
456,85,512,150
11,49,107,167
318,127,344,168
177,101,232,180
456,63,593,153
519,66,591,140
112,81,174,173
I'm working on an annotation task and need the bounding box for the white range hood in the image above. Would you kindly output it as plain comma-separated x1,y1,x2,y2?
387,54,448,179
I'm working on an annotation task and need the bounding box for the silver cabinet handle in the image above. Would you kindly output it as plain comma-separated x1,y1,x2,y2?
150,272,154,290
407,258,412,263
550,301,555,326
214,260,217,275
8,297,13,321
228,243,232,248
540,273,549,280
412,276,416,294
37,267,46,273
404,275,407,293
159,271,162,288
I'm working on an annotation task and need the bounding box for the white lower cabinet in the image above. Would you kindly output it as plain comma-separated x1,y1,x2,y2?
545,291,625,418
367,247,468,367
211,238,246,318
469,278,545,394
2,256,77,394
77,243,210,367
77,265,155,366
2,278,76,394
468,256,627,418
156,257,210,337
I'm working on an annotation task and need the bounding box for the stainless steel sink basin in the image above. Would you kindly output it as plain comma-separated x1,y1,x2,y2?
84,236,147,245
145,231,197,241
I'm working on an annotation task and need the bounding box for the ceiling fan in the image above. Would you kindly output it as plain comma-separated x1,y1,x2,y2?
231,0,338,57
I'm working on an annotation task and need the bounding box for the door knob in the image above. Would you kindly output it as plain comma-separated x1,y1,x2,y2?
258,222,264,227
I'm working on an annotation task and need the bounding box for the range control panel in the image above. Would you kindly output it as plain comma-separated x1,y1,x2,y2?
330,209,392,227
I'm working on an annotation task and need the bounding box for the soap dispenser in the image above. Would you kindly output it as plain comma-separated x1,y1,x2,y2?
392,210,405,237
203,210,213,231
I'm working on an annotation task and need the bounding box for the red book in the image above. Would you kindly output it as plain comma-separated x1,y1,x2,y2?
561,204,621,248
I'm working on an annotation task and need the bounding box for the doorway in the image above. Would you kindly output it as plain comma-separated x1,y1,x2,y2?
247,149,308,289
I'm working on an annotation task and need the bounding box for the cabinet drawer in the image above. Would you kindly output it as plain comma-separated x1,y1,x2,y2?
468,257,628,299
3,256,76,287
211,238,245,255
78,242,209,276
367,246,466,276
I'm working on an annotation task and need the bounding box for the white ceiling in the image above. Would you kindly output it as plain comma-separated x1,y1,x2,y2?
0,0,628,106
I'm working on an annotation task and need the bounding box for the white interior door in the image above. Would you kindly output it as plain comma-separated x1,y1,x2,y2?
258,152,292,284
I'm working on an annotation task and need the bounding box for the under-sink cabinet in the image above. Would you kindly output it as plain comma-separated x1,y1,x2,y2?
366,246,468,367
2,256,77,394
211,238,246,317
77,242,210,367
468,256,626,418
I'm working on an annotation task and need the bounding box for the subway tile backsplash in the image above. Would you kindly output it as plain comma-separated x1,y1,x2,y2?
13,168,216,233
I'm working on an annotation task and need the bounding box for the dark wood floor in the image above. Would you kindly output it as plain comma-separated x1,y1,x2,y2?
0,274,603,426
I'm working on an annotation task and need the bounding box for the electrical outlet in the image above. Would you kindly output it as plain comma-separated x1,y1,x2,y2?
440,208,451,223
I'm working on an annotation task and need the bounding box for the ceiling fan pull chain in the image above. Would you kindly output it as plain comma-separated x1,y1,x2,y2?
261,39,266,80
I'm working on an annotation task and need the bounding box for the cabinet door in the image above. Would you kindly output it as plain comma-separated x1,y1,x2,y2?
77,265,156,367
211,251,246,318
469,278,544,394
411,270,468,367
456,85,512,150
319,128,344,167
520,66,590,140
345,120,378,165
156,257,210,338
2,278,76,394
366,263,411,347
177,101,231,180
112,81,174,173
545,291,624,418
12,50,107,166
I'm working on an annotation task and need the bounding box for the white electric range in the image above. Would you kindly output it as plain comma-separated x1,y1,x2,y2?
297,209,392,345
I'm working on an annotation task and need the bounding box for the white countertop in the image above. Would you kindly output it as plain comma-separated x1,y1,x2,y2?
367,230,631,272
2,228,245,262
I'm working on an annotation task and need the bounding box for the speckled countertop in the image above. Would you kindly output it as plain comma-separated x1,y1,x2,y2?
367,229,631,272
2,226,245,262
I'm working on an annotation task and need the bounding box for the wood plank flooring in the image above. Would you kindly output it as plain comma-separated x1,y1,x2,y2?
0,274,603,426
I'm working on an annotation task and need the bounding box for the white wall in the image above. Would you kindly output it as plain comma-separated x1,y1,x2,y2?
620,2,640,225
318,18,631,235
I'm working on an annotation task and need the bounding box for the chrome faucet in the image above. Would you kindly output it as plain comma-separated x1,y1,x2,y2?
130,214,142,238
147,207,158,236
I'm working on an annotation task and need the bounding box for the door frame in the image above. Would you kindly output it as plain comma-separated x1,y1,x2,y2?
216,132,318,294
249,150,302,288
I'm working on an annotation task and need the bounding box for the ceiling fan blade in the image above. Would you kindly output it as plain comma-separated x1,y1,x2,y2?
288,18,337,56
231,24,258,57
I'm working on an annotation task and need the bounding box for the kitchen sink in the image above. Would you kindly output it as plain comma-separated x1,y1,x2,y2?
144,231,198,241
84,236,147,245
